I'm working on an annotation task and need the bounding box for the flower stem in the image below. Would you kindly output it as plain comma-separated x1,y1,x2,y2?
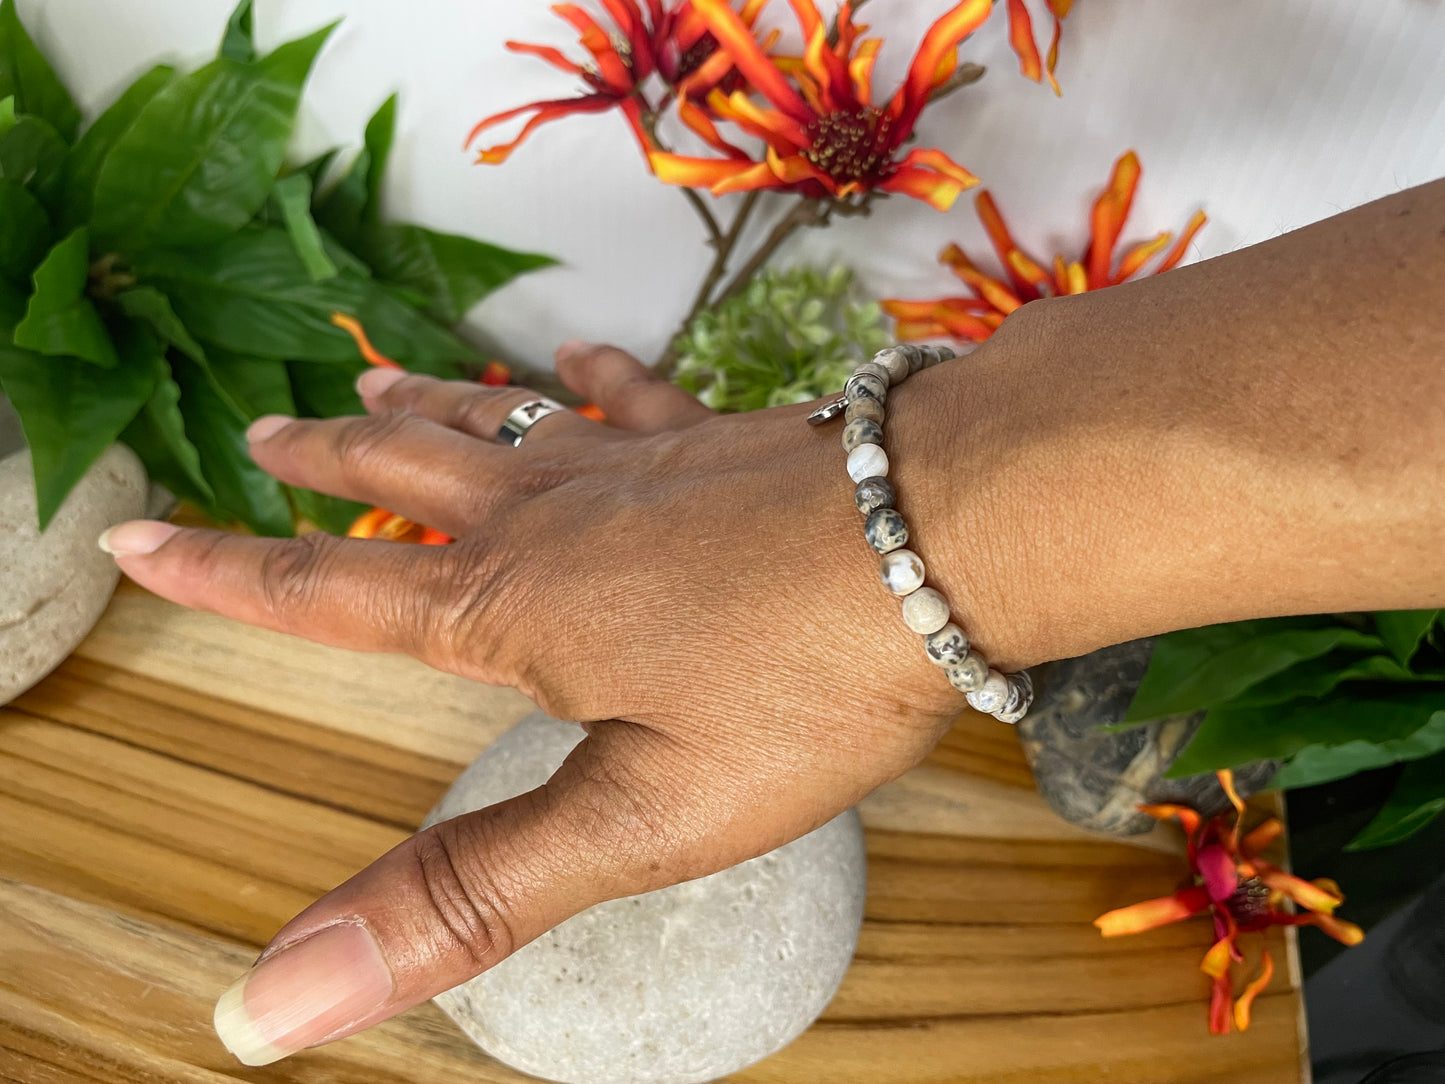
710,197,830,310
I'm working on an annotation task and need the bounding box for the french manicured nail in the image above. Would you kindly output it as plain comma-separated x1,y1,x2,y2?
555,339,588,362
246,415,294,444
356,366,405,398
214,923,394,1067
98,520,180,556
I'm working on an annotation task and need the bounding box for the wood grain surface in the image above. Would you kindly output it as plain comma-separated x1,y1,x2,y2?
0,581,1308,1083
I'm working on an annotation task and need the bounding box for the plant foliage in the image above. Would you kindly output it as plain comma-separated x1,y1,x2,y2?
0,0,553,534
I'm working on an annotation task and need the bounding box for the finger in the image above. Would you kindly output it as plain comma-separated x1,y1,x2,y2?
98,521,503,681
356,368,601,444
244,411,507,536
554,341,715,432
210,723,708,1066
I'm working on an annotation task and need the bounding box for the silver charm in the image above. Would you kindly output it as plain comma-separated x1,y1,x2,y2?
807,394,848,426
498,397,567,446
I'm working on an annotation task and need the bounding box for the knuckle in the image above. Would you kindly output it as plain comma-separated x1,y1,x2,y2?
257,533,336,621
445,389,504,438
411,823,519,970
332,409,418,480
428,538,516,674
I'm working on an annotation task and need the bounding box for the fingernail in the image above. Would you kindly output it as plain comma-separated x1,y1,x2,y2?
98,520,180,556
555,339,589,362
246,415,294,444
356,367,405,398
214,923,393,1067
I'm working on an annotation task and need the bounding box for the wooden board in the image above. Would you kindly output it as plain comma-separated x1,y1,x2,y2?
0,581,1307,1083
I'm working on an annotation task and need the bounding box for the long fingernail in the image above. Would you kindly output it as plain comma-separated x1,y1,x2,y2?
214,923,393,1067
356,367,405,398
555,339,589,362
246,415,294,444
98,521,180,556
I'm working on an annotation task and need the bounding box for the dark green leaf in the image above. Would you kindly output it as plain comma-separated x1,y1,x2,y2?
1167,685,1445,778
288,485,367,535
1126,619,1383,722
0,175,49,282
14,227,118,367
133,227,475,374
0,283,156,527
288,357,363,418
1229,652,1427,707
293,147,339,191
91,20,336,251
360,224,555,324
114,285,206,365
313,94,394,245
173,354,292,536
206,347,294,418
0,94,16,139
1347,751,1445,850
1269,710,1445,789
218,0,256,63
119,347,216,510
0,0,80,141
360,93,394,222
1375,610,1441,666
0,112,66,208
56,64,173,232
271,172,337,280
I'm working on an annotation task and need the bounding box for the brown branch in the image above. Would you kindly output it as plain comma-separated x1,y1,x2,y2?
709,197,830,311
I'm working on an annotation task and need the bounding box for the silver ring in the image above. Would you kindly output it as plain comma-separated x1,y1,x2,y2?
497,397,567,447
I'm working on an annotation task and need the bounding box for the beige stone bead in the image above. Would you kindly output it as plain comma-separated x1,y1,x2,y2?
901,587,950,635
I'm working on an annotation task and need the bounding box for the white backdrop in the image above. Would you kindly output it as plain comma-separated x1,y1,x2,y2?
23,0,1445,368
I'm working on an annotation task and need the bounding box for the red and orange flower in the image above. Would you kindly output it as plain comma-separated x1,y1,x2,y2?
883,150,1207,341
1094,770,1364,1034
648,0,989,210
468,0,773,164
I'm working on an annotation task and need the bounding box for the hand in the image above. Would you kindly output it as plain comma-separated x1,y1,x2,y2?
100,341,993,1066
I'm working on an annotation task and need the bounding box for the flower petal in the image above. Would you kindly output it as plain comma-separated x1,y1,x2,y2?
940,243,1023,313
712,158,788,195
469,95,616,162
418,527,454,546
1085,149,1141,289
692,0,814,121
505,40,586,76
1006,249,1053,296
1209,972,1233,1035
803,22,854,111
1007,0,1043,82
1254,861,1344,915
898,147,979,188
1114,230,1174,282
649,151,766,189
330,313,400,369
1280,911,1366,946
1094,885,1211,936
679,96,749,157
1233,950,1274,1032
1048,0,1074,15
1240,817,1284,859
849,37,883,105
763,145,838,192
1044,14,1062,95
1200,934,1235,979
882,167,969,211
709,88,809,149
972,191,1045,299
1155,208,1208,272
552,4,635,91
1197,844,1241,904
1136,803,1204,837
891,0,994,131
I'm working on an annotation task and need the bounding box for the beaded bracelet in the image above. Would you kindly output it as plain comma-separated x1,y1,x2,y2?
807,344,1034,725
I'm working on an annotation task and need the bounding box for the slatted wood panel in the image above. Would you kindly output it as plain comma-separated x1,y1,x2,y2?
0,581,1307,1083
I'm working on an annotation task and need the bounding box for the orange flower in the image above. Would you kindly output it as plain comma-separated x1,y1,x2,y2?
468,0,773,165
882,150,1206,341
1094,771,1364,1035
1005,0,1075,95
648,0,987,211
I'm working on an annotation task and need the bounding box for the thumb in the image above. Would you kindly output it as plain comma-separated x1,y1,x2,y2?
214,723,687,1066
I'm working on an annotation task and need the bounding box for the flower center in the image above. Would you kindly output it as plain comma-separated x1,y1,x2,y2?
1225,877,1272,929
802,107,895,183
674,34,717,82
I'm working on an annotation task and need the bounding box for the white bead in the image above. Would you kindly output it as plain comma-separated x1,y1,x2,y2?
847,443,889,482
965,669,1010,715
879,549,925,596
901,587,950,634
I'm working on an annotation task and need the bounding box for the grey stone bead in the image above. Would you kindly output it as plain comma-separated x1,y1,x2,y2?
916,344,957,370
844,371,886,405
841,418,884,453
966,668,1011,715
427,713,868,1084
875,348,912,385
851,360,892,389
864,508,909,554
945,649,989,692
889,344,925,374
854,476,896,516
924,622,970,667
844,397,884,425
901,586,951,635
994,671,1035,725
878,548,925,595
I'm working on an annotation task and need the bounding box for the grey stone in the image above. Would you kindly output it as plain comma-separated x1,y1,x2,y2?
1018,638,1279,836
425,713,867,1084
0,445,148,705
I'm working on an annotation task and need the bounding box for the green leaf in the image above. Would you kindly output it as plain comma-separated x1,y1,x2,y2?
218,0,256,63
56,63,174,232
1228,652,1427,707
114,285,207,365
1167,685,1445,778
91,20,337,251
359,93,394,222
288,357,364,418
205,347,295,418
0,0,80,141
1375,610,1441,666
0,112,67,207
0,283,156,527
119,347,216,510
1269,710,1445,789
173,354,293,536
288,485,367,536
271,172,337,280
293,147,339,191
0,95,15,139
132,227,476,375
0,175,50,282
1124,618,1383,722
14,227,118,367
314,94,395,244
1347,752,1445,850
